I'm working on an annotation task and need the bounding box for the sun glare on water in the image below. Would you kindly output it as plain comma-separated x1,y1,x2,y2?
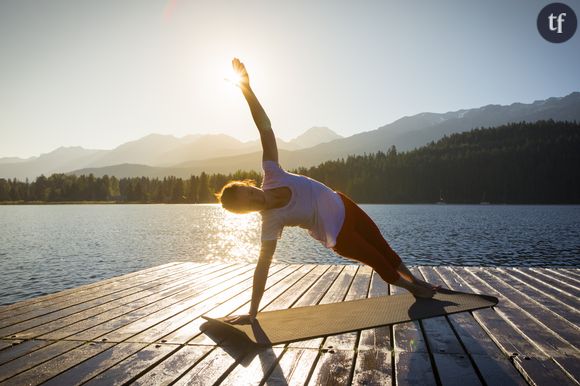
203,208,261,263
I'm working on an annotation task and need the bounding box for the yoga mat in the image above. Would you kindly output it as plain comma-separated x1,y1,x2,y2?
202,289,497,346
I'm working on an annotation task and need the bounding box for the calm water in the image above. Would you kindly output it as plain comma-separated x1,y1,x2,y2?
0,204,579,305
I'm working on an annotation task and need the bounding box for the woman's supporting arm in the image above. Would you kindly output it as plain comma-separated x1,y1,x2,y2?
224,239,276,324
249,240,276,317
233,58,278,163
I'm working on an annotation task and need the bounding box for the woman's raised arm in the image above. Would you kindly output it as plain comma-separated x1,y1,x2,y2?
233,58,278,163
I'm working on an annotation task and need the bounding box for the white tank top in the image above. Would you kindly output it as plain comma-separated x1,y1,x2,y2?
260,161,345,248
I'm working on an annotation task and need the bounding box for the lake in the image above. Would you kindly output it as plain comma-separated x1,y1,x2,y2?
1,204,579,305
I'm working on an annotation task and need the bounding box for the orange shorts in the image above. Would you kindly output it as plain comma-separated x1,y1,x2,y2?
333,192,402,284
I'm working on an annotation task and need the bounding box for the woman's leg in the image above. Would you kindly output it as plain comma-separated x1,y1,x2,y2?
335,192,437,295
345,195,420,282
338,193,402,272
334,229,435,297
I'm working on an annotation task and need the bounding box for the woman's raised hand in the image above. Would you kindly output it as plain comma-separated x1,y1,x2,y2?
232,57,250,90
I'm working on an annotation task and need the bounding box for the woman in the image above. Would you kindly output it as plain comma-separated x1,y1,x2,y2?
220,58,439,324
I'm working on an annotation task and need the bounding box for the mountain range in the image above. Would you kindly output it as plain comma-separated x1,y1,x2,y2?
1,92,579,180
0,127,341,180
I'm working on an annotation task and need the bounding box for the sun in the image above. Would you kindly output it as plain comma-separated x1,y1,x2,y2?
224,68,242,87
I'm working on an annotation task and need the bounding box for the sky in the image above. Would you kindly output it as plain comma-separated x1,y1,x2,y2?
1,0,579,158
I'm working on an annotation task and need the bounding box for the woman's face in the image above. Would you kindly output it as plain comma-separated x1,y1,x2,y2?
234,185,266,212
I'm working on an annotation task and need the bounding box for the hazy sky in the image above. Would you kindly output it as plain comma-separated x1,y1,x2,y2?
1,0,579,158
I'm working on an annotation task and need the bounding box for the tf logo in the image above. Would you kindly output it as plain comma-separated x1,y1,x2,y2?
537,3,577,43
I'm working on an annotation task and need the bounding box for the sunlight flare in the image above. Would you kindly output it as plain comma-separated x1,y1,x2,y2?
203,208,261,263
224,67,242,87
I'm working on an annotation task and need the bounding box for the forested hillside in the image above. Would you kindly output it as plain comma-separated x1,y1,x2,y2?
1,120,578,204
298,120,580,203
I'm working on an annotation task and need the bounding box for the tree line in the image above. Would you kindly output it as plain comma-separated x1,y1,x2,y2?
0,171,262,204
1,120,579,204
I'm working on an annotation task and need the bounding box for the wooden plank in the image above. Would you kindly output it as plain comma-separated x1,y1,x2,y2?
290,265,345,309
254,265,354,386
391,273,437,386
358,271,391,351
464,268,580,360
561,268,580,276
551,268,580,280
217,265,333,386
353,349,393,386
0,262,184,315
416,267,482,386
1,264,576,386
40,266,294,386
544,268,580,286
46,264,270,343
260,265,332,312
0,262,210,329
176,265,345,386
171,346,243,386
488,269,580,338
129,345,212,386
124,264,291,344
261,265,347,385
266,348,319,385
422,267,527,386
83,343,177,386
12,271,210,341
40,343,146,386
501,268,578,312
0,340,15,351
394,352,435,386
439,269,541,362
0,339,53,366
0,262,183,312
352,270,393,386
0,340,83,382
322,265,372,350
60,264,256,342
1,264,221,340
2,341,115,386
33,276,220,341
216,347,285,386
101,265,263,342
521,268,580,297
467,268,580,384
170,264,318,386
470,353,529,386
306,265,365,385
1,263,241,341
440,267,578,386
158,264,299,345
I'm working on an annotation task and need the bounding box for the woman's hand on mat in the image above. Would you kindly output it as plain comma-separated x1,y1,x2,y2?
224,314,256,325
232,58,250,90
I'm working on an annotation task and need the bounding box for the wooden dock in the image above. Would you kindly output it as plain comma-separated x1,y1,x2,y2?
0,262,578,385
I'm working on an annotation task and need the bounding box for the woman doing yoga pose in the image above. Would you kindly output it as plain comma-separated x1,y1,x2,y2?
219,58,439,324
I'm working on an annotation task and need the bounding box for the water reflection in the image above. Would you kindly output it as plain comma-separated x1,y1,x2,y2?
0,204,578,305
203,209,261,264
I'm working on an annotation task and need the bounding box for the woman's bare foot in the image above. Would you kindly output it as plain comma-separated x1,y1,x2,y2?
413,277,441,291
394,277,436,298
408,282,436,298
